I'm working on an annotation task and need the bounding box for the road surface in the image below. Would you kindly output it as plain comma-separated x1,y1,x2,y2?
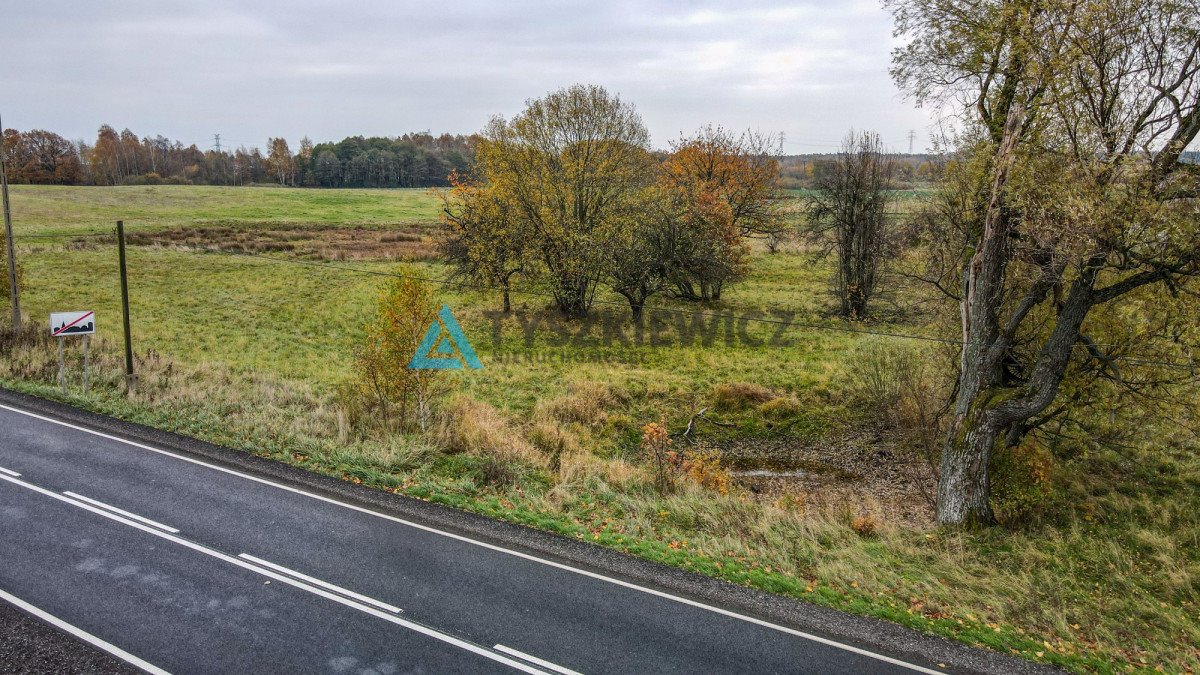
0,395,994,674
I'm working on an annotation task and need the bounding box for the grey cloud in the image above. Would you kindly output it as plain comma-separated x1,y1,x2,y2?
1,0,935,152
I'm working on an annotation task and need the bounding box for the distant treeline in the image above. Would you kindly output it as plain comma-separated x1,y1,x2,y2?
779,154,941,189
0,125,477,188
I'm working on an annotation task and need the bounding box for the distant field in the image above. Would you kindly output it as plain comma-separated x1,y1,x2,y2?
2,184,1195,672
7,184,890,385
8,184,444,236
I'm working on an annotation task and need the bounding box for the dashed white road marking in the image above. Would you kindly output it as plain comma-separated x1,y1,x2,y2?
238,553,402,614
1,472,551,674
62,492,179,533
0,401,941,674
495,644,584,675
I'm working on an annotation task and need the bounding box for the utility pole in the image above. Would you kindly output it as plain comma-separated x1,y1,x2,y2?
907,130,916,154
0,112,20,329
213,133,221,153
116,221,136,394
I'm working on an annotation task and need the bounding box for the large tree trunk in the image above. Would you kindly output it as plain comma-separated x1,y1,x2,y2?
936,105,1025,526
938,400,1000,526
554,278,592,318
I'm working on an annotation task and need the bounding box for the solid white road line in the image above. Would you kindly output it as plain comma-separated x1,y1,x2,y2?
0,586,171,675
0,472,550,675
495,644,584,675
237,553,403,614
63,492,180,533
0,466,20,477
0,402,941,674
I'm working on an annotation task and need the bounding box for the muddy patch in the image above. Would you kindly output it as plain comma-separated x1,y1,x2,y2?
121,222,440,261
715,431,936,528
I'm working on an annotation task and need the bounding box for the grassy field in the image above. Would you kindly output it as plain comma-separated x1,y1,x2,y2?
2,184,1197,672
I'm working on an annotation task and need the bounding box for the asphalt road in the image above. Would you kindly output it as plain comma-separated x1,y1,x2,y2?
0,396,1016,675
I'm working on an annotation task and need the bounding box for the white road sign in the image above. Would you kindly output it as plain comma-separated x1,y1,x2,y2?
50,311,96,337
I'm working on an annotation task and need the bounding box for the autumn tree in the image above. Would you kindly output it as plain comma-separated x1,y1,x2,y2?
804,129,896,319
266,137,295,186
1,129,82,184
353,273,444,431
439,172,533,313
888,0,1200,525
88,125,123,185
608,184,745,318
474,84,655,317
606,189,671,321
297,137,315,186
662,126,786,241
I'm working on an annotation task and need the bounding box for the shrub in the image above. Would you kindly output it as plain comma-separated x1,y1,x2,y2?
851,515,878,537
712,382,776,410
351,271,446,432
642,417,674,494
678,448,731,495
758,396,804,420
991,437,1057,525
844,339,918,411
843,338,949,507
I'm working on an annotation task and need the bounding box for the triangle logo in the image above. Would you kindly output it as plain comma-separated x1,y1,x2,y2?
408,305,483,370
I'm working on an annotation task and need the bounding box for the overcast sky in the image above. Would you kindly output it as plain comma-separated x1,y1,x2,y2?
1,0,938,154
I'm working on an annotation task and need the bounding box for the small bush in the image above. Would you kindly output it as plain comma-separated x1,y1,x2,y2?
641,417,674,494
851,515,878,537
758,396,804,419
844,339,918,411
678,448,731,495
713,382,776,410
991,437,1057,525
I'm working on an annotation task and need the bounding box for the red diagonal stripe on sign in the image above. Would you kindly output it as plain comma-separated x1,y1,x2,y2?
52,311,94,337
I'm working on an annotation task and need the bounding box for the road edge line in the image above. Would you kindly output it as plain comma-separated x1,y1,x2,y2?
0,586,171,675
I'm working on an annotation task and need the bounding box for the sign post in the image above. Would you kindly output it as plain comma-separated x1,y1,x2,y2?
50,311,96,395
82,334,90,394
57,338,65,394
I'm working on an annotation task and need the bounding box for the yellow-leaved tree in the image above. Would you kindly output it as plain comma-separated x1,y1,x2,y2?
353,272,444,432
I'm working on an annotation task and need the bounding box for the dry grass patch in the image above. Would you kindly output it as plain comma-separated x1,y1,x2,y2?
438,396,544,468
535,380,629,426
713,382,777,410
124,223,438,261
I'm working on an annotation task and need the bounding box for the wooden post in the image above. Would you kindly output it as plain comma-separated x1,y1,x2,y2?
0,112,20,330
117,221,136,394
